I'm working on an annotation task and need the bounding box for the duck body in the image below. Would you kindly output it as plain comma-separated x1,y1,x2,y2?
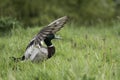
24,41,55,62
24,43,48,62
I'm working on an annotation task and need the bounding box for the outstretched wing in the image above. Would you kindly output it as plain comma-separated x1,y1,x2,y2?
26,16,68,49
35,16,68,41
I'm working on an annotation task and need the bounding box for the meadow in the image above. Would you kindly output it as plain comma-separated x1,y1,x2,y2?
0,22,120,80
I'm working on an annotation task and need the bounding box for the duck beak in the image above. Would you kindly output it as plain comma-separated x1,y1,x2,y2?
54,35,62,39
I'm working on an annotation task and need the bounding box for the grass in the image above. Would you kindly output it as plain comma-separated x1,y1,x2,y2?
0,22,120,80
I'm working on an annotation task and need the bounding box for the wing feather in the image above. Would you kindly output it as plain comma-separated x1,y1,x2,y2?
35,16,68,40
26,16,68,49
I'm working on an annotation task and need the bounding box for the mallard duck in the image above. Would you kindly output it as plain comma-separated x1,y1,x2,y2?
12,16,68,62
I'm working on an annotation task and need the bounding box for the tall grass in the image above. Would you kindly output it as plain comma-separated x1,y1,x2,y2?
0,23,120,80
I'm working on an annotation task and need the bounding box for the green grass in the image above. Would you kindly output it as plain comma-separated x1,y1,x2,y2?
0,23,120,80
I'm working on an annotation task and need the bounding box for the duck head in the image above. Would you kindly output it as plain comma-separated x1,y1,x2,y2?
44,34,61,46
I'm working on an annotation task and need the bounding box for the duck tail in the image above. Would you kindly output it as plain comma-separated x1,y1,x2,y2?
10,56,25,62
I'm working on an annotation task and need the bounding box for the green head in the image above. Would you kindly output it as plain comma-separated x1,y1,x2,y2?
46,34,55,41
44,34,61,46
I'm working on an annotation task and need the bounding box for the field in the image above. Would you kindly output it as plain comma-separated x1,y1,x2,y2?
0,22,120,80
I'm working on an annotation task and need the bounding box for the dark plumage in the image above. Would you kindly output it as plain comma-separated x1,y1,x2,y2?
12,16,68,62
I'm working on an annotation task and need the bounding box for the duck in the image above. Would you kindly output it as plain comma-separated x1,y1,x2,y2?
12,16,68,63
